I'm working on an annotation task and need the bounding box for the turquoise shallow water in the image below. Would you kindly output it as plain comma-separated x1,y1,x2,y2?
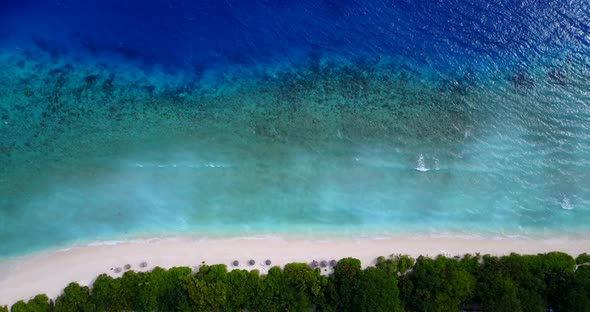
2,0,590,256
1,48,589,257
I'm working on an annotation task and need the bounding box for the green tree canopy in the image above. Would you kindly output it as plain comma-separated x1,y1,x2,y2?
497,253,546,312
353,266,401,312
54,282,94,312
150,266,192,312
9,301,27,312
10,295,50,312
89,274,124,312
541,252,575,309
376,254,415,275
183,264,227,312
576,253,590,265
223,269,260,312
118,270,157,312
408,255,476,312
327,257,362,312
6,252,588,312
560,265,590,312
254,266,297,312
476,255,523,312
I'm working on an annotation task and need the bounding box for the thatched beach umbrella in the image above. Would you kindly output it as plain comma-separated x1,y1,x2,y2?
310,260,319,269
320,260,328,268
114,267,122,273
249,259,255,266
265,259,271,265
329,260,337,267
124,264,131,270
140,261,148,268
232,260,239,267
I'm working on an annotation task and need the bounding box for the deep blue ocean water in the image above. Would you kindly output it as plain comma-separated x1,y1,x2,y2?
0,0,589,257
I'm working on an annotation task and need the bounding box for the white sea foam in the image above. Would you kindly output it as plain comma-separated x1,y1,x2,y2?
415,154,429,172
86,240,128,247
561,196,573,210
228,235,284,241
131,162,231,169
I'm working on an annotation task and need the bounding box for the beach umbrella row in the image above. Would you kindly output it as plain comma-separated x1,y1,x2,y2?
111,261,149,273
309,259,338,269
110,258,338,273
232,259,272,266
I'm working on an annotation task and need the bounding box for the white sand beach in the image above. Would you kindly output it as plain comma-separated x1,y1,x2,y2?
0,235,589,306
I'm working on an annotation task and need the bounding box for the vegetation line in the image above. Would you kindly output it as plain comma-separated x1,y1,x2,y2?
3,252,590,312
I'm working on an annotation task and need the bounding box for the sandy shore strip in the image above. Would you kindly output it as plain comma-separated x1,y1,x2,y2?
0,235,589,306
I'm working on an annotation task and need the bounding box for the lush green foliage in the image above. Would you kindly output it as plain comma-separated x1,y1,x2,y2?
560,265,590,312
151,266,192,312
7,252,589,312
54,283,93,312
376,254,415,274
404,255,477,312
474,252,577,312
184,264,228,312
10,295,51,312
327,257,362,311
353,267,401,312
576,253,590,265
223,268,260,311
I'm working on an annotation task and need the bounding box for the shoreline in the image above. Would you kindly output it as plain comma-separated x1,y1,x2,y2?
3,226,589,260
1,235,589,306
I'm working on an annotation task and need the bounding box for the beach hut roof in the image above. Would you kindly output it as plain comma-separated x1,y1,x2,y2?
310,260,319,268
